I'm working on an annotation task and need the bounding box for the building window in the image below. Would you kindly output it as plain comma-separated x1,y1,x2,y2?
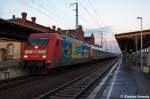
7,44,14,55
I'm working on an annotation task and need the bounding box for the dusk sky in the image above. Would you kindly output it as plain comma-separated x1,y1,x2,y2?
0,0,150,53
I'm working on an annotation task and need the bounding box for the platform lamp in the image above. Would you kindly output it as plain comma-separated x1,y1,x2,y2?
137,17,143,72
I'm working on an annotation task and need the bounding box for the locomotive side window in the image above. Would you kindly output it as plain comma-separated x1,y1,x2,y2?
27,38,49,46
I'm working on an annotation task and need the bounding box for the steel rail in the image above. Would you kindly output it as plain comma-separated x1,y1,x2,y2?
35,59,118,99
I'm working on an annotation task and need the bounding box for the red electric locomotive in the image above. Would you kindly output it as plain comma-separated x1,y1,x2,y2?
22,33,62,70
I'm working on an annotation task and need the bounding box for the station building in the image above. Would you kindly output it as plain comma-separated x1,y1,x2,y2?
0,40,21,60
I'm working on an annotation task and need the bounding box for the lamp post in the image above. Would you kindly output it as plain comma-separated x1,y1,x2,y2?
137,17,143,71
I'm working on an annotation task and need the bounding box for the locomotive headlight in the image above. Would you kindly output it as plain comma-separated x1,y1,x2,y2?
42,55,46,58
24,55,28,58
35,46,38,49
38,50,47,54
24,50,32,54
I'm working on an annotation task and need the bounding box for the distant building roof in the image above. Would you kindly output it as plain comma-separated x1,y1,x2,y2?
8,12,56,33
62,29,77,38
84,37,91,41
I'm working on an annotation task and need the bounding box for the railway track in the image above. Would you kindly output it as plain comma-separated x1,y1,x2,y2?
35,59,118,99
0,58,118,99
0,62,88,90
0,61,96,90
0,59,112,90
0,74,49,90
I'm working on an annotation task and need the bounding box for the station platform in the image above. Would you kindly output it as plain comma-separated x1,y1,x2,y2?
0,60,27,80
0,60,22,70
88,59,150,99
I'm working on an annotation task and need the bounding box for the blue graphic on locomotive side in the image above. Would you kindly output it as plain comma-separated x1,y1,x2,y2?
74,47,81,54
62,39,72,65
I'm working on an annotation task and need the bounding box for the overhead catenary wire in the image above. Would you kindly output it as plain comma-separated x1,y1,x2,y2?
78,0,115,50
16,0,70,28
37,0,89,29
44,0,88,28
29,0,71,27
86,0,105,27
33,0,102,30
77,0,108,47
68,0,98,27
45,0,93,29
69,1,94,28
78,1,101,27
43,0,74,19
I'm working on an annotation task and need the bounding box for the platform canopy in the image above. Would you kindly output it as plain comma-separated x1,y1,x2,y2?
0,18,43,41
115,30,150,53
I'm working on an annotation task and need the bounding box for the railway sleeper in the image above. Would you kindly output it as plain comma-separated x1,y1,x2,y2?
70,85,86,88
65,87,84,92
80,94,89,99
49,96,71,99
66,86,84,90
59,90,78,94
62,88,81,92
54,92,75,97
73,82,89,86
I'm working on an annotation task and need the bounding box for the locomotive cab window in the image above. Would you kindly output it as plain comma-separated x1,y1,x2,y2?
27,38,49,46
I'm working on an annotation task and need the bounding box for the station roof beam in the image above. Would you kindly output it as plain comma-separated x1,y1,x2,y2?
0,18,42,41
115,30,150,53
